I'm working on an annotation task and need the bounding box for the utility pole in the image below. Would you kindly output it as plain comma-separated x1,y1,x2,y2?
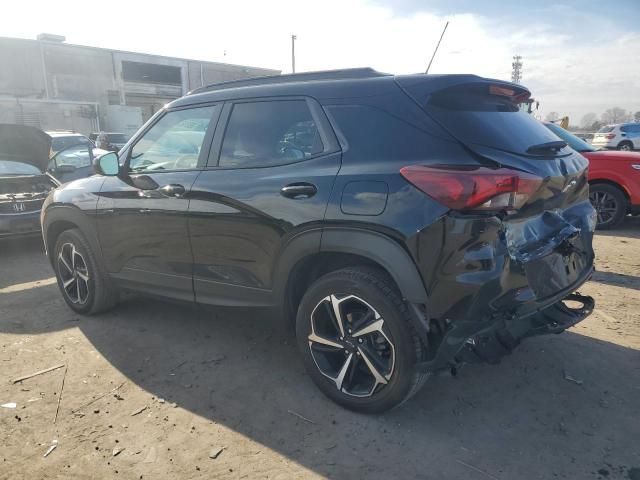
511,55,523,84
291,34,297,73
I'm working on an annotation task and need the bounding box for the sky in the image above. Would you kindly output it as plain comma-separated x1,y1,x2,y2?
1,0,639,124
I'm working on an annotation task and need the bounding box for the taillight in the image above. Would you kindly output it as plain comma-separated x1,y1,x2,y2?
400,165,543,211
605,133,616,139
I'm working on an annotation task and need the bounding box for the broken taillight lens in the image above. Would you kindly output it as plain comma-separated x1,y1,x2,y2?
400,165,543,211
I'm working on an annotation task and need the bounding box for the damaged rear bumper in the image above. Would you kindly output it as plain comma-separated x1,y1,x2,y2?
416,289,594,373
413,199,597,373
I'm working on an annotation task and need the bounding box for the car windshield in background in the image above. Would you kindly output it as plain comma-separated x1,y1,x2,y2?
106,134,128,143
0,160,42,176
424,85,565,156
51,136,91,152
545,123,597,153
597,126,614,133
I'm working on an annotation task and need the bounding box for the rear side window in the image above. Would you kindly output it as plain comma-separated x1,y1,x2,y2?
325,104,439,162
423,84,563,156
219,100,323,168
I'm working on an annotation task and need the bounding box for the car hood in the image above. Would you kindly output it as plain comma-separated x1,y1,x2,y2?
0,124,51,172
581,150,640,161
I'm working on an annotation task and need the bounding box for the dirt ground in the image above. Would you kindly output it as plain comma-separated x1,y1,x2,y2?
1,218,639,480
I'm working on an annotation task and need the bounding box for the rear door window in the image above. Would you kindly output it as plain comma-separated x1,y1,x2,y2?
422,84,564,156
218,100,324,168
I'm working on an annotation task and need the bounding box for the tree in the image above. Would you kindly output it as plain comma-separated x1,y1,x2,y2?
580,112,597,129
634,111,640,123
601,107,629,124
545,111,560,122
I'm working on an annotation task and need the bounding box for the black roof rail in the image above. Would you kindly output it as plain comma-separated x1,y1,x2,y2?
188,67,391,95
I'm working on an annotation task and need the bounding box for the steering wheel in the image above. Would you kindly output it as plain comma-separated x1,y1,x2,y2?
279,142,306,160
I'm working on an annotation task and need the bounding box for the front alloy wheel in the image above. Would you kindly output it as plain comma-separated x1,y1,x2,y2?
308,294,395,397
57,242,90,305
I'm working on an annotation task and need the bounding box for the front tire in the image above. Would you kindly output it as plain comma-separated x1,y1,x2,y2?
53,229,118,314
589,184,627,229
295,267,428,413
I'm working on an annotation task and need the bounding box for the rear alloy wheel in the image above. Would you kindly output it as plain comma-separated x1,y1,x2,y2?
296,267,428,413
308,294,395,398
589,184,627,229
617,141,633,151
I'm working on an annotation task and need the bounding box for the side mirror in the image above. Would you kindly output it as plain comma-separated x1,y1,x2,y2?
95,152,120,176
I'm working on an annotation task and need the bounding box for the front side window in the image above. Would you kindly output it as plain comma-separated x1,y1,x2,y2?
219,100,323,168
129,106,217,172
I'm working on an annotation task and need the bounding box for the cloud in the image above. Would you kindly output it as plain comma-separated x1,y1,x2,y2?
1,0,638,120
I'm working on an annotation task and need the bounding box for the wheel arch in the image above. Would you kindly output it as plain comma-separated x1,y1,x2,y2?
589,179,630,201
43,206,103,268
275,228,429,328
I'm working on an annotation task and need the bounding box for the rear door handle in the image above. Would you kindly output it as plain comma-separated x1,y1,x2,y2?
158,184,186,197
280,183,317,199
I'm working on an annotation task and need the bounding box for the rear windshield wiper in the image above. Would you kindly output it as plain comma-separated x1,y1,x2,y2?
526,141,567,156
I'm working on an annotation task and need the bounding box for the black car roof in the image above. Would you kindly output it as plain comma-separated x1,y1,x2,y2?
167,69,527,109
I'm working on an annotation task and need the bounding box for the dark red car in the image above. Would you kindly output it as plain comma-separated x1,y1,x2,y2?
546,122,640,228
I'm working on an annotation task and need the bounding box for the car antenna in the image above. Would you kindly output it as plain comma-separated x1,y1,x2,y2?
425,21,449,74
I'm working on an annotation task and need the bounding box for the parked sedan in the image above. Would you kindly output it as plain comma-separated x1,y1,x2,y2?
545,122,640,228
0,125,59,238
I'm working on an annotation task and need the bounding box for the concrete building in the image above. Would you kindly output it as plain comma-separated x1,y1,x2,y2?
0,34,279,137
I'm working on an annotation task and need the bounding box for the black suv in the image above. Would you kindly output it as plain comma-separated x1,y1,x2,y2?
42,69,595,413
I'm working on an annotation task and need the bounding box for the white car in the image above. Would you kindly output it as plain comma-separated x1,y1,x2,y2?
591,123,640,151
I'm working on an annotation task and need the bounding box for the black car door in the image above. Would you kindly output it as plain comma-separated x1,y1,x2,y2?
96,104,221,301
188,98,342,306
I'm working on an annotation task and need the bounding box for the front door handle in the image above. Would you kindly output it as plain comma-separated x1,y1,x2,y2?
159,184,186,197
280,183,317,199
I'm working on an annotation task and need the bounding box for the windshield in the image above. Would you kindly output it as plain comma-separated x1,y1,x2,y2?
597,126,614,133
0,160,42,175
51,136,91,152
106,134,128,143
545,123,597,152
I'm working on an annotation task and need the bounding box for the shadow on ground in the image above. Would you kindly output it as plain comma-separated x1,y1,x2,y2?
1,233,639,478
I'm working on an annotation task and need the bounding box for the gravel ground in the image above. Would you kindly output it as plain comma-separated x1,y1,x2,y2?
1,218,639,480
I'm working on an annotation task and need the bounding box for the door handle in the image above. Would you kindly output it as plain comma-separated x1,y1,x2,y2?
280,183,317,199
158,184,186,197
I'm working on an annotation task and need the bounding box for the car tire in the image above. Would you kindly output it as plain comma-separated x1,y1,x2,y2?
617,141,633,151
296,266,428,413
589,184,627,229
53,228,118,314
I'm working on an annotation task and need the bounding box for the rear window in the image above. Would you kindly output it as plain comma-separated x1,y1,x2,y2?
424,84,564,156
597,126,614,133
545,123,596,152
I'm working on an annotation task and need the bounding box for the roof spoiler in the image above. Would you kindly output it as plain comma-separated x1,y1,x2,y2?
395,74,531,106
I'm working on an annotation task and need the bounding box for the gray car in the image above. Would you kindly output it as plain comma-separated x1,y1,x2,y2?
0,125,59,238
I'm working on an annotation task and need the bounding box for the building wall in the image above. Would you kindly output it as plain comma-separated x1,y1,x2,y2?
0,36,279,135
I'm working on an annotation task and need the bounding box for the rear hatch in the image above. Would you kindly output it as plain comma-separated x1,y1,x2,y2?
396,75,595,308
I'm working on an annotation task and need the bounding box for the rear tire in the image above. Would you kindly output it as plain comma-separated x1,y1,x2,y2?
295,266,428,413
617,141,633,151
589,184,627,229
53,229,118,314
